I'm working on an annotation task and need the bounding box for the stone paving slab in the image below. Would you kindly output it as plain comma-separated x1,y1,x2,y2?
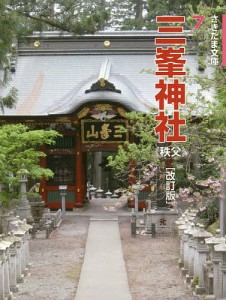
74,217,132,300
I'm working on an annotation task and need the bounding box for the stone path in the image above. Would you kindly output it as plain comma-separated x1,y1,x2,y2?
74,217,132,300
14,197,196,299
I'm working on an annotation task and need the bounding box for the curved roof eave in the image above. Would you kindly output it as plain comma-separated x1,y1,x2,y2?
48,75,151,115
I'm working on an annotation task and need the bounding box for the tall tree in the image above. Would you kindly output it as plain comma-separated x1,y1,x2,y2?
8,0,109,34
0,0,18,112
0,0,110,112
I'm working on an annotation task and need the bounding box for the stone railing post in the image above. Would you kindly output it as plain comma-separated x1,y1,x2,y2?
205,229,225,299
19,219,32,272
178,222,191,269
214,238,226,299
181,224,193,276
55,209,62,228
185,223,198,284
192,224,212,295
0,238,12,299
5,234,19,293
0,243,7,299
12,225,25,283
1,210,17,235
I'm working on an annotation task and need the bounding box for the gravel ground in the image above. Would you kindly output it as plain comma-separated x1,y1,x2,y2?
14,199,196,300
15,216,89,300
119,217,196,300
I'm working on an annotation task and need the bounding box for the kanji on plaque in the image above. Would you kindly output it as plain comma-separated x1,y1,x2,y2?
86,125,99,139
81,120,128,143
113,125,123,138
100,124,112,140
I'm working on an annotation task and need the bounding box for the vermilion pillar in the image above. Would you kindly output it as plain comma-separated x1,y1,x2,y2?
75,133,84,208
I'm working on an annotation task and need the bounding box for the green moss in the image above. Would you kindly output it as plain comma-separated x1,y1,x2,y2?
66,265,82,281
193,275,199,286
207,220,220,235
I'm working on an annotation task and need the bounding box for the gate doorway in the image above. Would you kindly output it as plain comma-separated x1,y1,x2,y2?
86,151,121,194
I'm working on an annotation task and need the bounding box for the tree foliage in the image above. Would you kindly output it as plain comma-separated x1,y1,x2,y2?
108,111,158,184
0,124,59,204
7,0,109,34
0,0,19,112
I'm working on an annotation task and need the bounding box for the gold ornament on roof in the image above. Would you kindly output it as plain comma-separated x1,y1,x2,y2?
34,41,41,48
94,104,112,111
117,107,127,117
78,107,90,119
104,40,111,47
99,78,106,87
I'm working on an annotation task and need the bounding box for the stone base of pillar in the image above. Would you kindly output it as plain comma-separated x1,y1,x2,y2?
10,284,19,293
4,291,13,300
23,268,29,276
26,263,31,269
146,210,179,235
190,279,196,289
17,274,24,283
185,274,193,284
178,258,184,269
27,263,32,268
204,295,216,300
16,206,33,223
195,285,206,295
74,202,84,208
181,267,188,276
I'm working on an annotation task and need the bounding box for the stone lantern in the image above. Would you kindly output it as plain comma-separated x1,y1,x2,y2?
186,208,198,222
175,213,189,228
89,185,97,200
105,190,112,199
96,187,104,198
17,165,33,223
111,191,119,198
